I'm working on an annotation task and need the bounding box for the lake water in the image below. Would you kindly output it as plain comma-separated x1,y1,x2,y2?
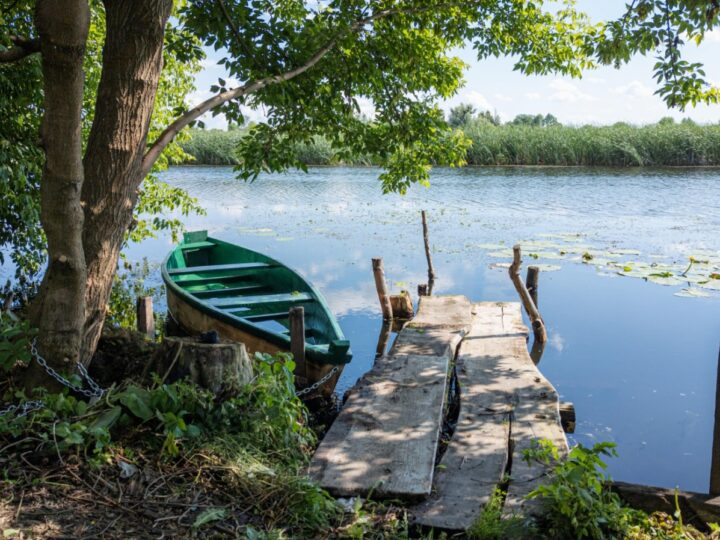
131,165,720,493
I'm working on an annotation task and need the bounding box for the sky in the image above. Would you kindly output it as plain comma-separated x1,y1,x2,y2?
190,1,720,128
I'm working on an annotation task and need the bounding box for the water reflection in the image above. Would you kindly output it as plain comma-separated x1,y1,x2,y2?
123,165,720,493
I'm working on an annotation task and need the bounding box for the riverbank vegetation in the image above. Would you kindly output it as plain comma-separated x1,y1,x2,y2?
1,323,715,538
180,114,720,168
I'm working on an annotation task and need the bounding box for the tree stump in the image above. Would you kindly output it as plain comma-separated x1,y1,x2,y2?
389,290,414,319
153,336,253,393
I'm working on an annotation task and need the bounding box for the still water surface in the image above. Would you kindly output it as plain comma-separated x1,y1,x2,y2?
132,165,720,493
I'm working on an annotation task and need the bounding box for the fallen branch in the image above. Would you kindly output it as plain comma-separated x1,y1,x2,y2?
508,245,547,343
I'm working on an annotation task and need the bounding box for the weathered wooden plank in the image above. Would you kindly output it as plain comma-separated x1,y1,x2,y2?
411,302,519,531
411,412,510,530
411,301,567,530
410,295,473,329
309,353,451,499
309,295,473,499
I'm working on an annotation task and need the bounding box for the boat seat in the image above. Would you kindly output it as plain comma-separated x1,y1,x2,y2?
241,311,289,322
168,262,272,276
180,241,216,250
208,292,313,308
190,284,265,298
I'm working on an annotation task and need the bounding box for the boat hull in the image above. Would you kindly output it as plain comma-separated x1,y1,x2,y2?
167,286,343,396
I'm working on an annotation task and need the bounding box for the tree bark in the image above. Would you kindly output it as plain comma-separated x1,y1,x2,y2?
79,0,173,365
28,0,90,382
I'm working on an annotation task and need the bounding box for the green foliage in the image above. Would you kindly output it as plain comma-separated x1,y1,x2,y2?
464,120,720,166
448,104,477,128
0,1,203,286
0,316,35,372
510,113,561,127
106,258,162,331
468,488,529,539
593,1,720,109
521,440,712,539
524,440,637,539
182,120,720,168
181,0,597,193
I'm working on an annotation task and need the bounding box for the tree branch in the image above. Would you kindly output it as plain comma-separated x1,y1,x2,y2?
0,35,40,63
140,5,431,176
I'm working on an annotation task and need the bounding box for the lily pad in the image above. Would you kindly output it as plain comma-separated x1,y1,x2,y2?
675,288,712,298
487,251,513,258
647,275,684,286
534,264,562,272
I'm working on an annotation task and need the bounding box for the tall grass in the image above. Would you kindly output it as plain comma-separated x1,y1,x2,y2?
463,120,720,166
180,122,720,167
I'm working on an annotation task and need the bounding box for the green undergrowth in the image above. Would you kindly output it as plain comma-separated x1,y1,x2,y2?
0,343,340,535
2,313,719,537
467,441,718,540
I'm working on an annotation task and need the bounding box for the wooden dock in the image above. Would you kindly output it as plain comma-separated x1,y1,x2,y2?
308,295,568,532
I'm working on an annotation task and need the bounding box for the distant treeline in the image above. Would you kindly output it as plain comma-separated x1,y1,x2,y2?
179,116,720,167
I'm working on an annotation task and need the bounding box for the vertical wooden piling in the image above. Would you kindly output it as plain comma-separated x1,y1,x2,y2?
421,210,436,295
526,265,540,308
418,284,428,297
508,245,547,343
710,347,720,495
372,258,393,320
289,306,307,378
136,296,155,338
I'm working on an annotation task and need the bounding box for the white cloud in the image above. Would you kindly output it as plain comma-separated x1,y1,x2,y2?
704,29,720,43
525,92,542,101
461,90,492,111
610,80,653,99
493,93,512,102
548,79,595,103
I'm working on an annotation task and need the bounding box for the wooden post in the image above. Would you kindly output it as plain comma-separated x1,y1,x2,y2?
372,258,393,320
136,296,155,338
559,402,576,433
421,210,436,295
289,306,307,378
526,265,540,308
710,347,720,495
418,284,428,297
389,290,414,319
530,338,546,365
508,245,547,343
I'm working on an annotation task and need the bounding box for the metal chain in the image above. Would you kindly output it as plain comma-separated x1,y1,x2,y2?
1,341,107,419
0,400,44,418
295,365,339,398
30,339,105,399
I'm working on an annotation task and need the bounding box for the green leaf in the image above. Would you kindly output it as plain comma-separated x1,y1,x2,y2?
119,386,154,421
192,507,226,529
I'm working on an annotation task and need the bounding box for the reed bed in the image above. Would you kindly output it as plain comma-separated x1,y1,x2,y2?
180,122,720,167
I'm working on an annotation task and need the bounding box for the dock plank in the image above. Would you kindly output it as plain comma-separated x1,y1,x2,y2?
309,295,472,499
308,353,451,498
412,301,567,531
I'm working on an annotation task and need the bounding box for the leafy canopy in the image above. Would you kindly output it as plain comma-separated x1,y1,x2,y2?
182,0,598,193
0,1,204,285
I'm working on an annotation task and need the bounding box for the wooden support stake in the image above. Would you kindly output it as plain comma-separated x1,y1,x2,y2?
421,210,436,295
389,290,414,319
508,245,547,343
289,306,307,379
372,258,393,320
136,296,155,339
710,347,720,495
559,401,576,433
526,265,540,308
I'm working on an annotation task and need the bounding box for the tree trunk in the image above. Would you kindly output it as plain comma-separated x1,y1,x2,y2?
27,0,90,383
79,0,173,365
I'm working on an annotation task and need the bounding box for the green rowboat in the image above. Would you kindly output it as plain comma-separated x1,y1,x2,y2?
162,231,351,393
